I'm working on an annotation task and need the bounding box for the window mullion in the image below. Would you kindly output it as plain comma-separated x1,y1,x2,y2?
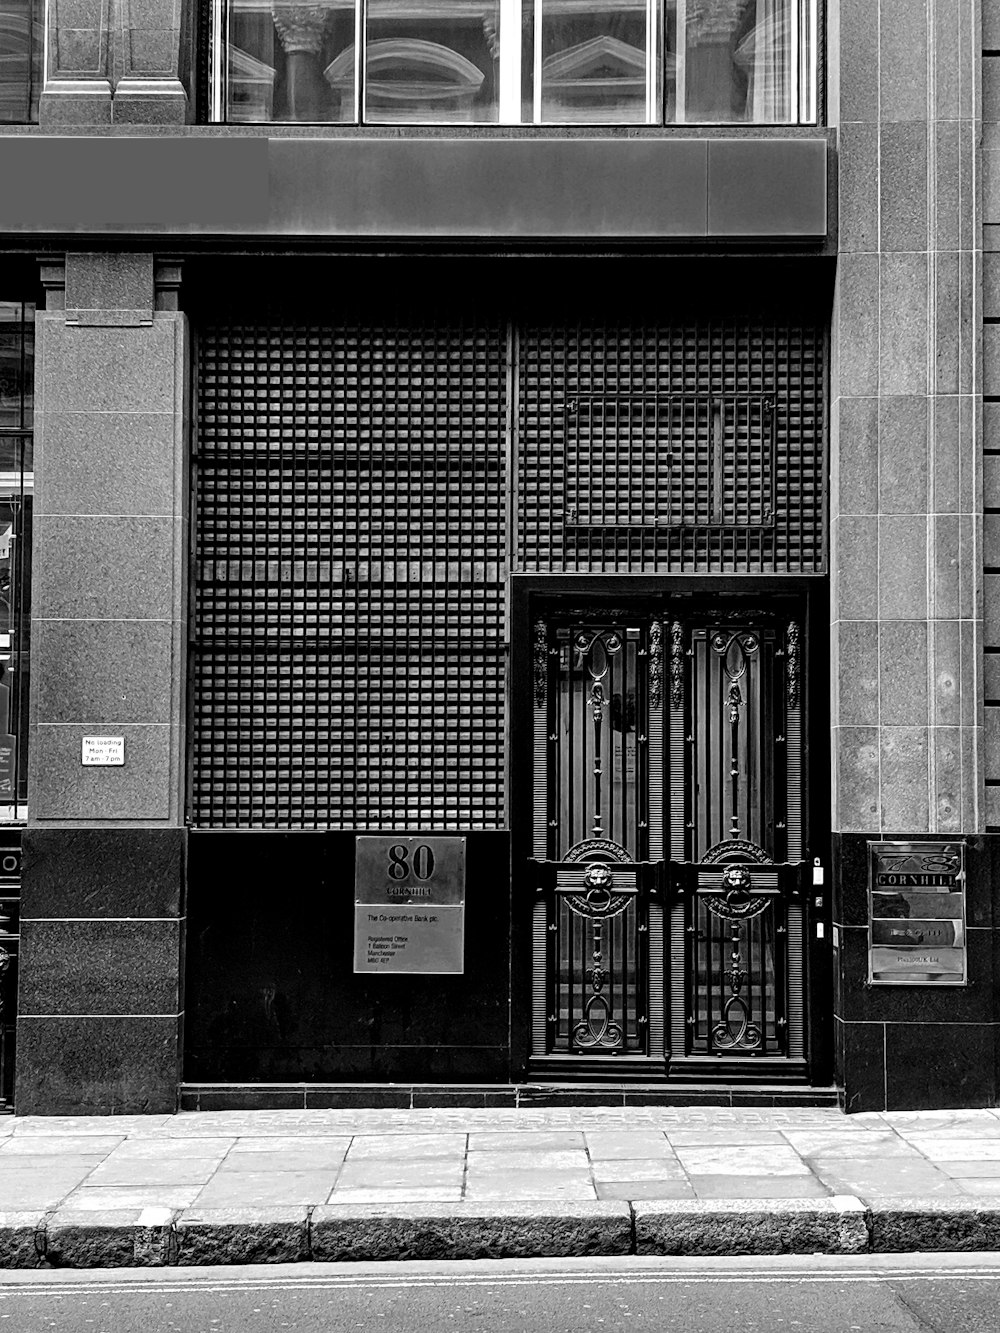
792,0,800,124
645,0,655,124
213,0,225,123
498,0,521,124
356,0,365,123
532,0,542,124
675,0,686,124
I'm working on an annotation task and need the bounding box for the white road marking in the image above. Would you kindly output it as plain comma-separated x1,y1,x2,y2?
5,1264,1000,1299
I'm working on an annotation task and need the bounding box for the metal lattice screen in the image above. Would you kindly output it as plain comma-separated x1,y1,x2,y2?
192,323,507,829
519,323,824,572
192,316,825,830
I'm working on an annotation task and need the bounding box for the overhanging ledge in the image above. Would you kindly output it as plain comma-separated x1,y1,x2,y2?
0,134,828,241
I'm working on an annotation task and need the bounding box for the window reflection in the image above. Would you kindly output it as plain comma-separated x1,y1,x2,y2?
0,0,41,124
226,0,356,123
213,0,816,125
667,0,799,123
363,1,500,123
0,304,33,821
537,1,650,124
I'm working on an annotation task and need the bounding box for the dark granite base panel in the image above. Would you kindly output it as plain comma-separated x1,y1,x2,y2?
22,827,186,919
183,831,512,1084
18,919,181,1016
835,925,996,1024
836,1019,886,1114
885,1023,999,1110
832,834,1000,1113
13,829,187,1113
15,1016,180,1115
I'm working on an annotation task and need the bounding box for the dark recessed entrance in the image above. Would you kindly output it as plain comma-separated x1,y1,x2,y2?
185,281,830,1093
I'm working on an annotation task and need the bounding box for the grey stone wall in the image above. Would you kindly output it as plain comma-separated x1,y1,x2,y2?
830,0,983,837
829,0,993,1111
984,3,1000,826
16,254,188,1114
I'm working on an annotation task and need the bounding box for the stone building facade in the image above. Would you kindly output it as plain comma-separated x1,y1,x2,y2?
0,0,995,1113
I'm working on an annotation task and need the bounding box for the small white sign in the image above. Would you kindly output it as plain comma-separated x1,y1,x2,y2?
82,736,125,766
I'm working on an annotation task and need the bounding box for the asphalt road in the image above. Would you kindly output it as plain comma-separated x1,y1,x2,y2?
2,1254,1000,1333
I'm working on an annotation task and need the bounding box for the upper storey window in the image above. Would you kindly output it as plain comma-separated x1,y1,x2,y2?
0,0,42,122
210,0,818,125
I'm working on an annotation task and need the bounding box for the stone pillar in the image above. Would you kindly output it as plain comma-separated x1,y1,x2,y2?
112,0,189,123
830,0,988,1109
40,0,114,124
41,0,188,126
15,254,188,1115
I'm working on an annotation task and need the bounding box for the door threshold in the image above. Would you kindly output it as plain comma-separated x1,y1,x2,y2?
180,1082,840,1112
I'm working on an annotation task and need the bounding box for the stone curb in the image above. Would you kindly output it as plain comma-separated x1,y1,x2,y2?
0,1212,47,1269
634,1196,869,1256
175,1207,311,1265
867,1198,1000,1253
7,1197,1000,1267
310,1201,634,1261
43,1207,175,1269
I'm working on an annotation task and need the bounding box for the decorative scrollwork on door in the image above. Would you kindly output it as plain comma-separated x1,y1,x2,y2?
649,621,662,710
537,617,649,1059
564,839,632,1051
711,630,759,840
698,838,775,1055
573,629,624,839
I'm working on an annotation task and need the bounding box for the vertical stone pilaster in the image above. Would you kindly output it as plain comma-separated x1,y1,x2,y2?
41,0,189,125
831,0,987,1110
111,0,189,123
16,254,188,1115
832,0,982,837
39,0,113,124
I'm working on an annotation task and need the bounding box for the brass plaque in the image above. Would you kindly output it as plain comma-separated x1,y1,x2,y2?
355,836,466,906
868,841,966,985
354,904,465,975
354,836,466,975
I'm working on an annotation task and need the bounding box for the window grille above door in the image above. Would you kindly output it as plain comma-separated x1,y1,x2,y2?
563,393,776,531
519,321,825,574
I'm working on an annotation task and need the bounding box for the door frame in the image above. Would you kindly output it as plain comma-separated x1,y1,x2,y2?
508,573,831,1085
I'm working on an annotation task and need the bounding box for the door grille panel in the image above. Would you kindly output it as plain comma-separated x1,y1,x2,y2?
192,322,507,829
531,605,807,1075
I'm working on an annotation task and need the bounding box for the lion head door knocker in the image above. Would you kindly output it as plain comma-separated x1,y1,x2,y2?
582,862,615,914
719,864,763,918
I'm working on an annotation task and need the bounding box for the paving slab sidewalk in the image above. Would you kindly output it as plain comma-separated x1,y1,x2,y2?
2,1106,1000,1267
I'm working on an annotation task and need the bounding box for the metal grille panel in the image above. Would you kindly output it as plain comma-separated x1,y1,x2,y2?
192,322,507,829
518,322,824,572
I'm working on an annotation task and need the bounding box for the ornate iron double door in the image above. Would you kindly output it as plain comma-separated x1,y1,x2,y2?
530,602,812,1080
